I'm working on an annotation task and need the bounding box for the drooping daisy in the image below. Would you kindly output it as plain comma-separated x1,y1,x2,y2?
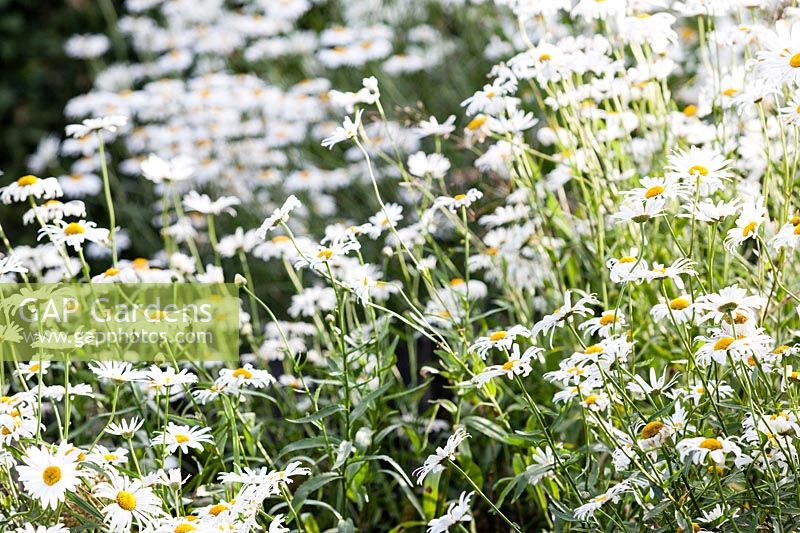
321,109,363,149
16,443,85,510
94,472,165,532
770,216,800,249
724,197,767,251
531,290,599,340
650,294,695,324
606,251,648,284
256,195,302,238
106,417,144,438
65,115,128,138
637,420,673,450
413,428,471,485
1,175,63,204
22,199,86,225
431,189,483,212
612,197,666,224
150,422,214,454
695,285,767,324
426,491,474,533
573,479,638,520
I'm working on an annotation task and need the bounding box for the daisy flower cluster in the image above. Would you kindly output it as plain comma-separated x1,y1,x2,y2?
7,0,800,531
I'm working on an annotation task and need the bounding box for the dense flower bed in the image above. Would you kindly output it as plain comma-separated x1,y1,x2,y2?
3,0,800,531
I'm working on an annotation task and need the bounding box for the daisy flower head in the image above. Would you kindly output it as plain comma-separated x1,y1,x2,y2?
755,20,800,87
778,94,800,124
573,479,637,520
770,215,800,250
579,309,625,338
531,290,599,340
140,153,195,184
16,443,85,510
666,146,732,195
469,324,530,359
415,115,456,138
626,175,689,203
724,196,767,251
427,491,474,533
677,435,741,465
638,419,674,450
22,199,86,225
321,108,363,149
65,115,128,138
432,189,483,212
464,345,543,388
413,427,471,485
1,175,62,204
16,360,51,380
606,250,648,284
94,472,165,532
106,417,144,438
215,363,276,390
612,197,666,224
38,219,109,252
643,258,697,289
695,285,767,324
150,422,214,454
650,294,695,324
256,195,302,238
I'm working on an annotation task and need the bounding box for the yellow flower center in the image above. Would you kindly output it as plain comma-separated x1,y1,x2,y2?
132,258,149,270
116,491,137,511
699,437,723,451
16,175,39,186
683,104,698,117
233,367,253,379
449,278,465,287
502,360,515,371
29,364,40,372
742,221,758,236
644,185,665,199
721,88,737,97
713,337,734,351
789,53,800,68
272,235,291,243
599,313,617,326
317,249,333,260
104,267,120,277
44,200,62,207
794,225,800,235
175,525,197,533
538,53,552,61
453,194,466,201
688,165,708,176
583,394,599,405
42,466,61,486
670,297,690,310
103,454,118,461
63,222,85,235
641,420,665,440
209,503,229,516
486,247,498,256
584,344,603,355
619,256,636,263
466,115,487,131
489,331,507,342
175,434,189,443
